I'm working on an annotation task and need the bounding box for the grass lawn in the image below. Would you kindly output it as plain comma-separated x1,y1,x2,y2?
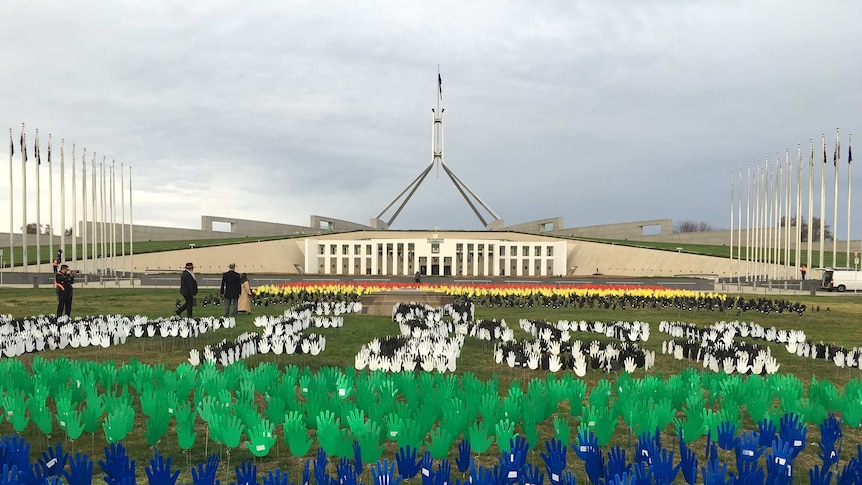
1,287,861,483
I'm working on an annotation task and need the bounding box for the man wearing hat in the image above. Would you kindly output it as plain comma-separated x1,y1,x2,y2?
176,262,198,317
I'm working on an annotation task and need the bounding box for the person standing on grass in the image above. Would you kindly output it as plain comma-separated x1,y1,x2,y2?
220,263,242,318
54,264,74,317
801,264,807,281
237,273,253,314
176,262,198,317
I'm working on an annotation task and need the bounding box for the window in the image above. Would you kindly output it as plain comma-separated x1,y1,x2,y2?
354,245,361,255
478,244,484,251
431,243,440,254
366,245,372,255
534,246,541,257
522,246,529,257
488,244,494,253
330,245,337,255
510,246,517,257
456,243,463,252
319,245,325,255
342,245,349,255
547,246,554,257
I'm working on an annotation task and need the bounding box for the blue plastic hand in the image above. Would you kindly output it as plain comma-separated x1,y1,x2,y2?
509,436,530,469
354,440,364,473
716,421,737,451
521,463,544,485
606,446,631,480
395,446,420,480
63,452,94,485
456,439,472,474
434,459,451,485
700,458,732,485
819,413,842,467
191,453,221,485
303,459,311,485
734,430,764,480
838,449,862,485
809,464,834,485
498,447,523,483
561,470,576,485
730,462,764,485
573,430,603,485
38,442,69,478
631,462,652,485
314,449,330,485
540,439,566,485
678,433,698,485
234,460,258,485
767,438,794,484
650,448,680,485
757,418,777,449
372,459,403,485
2,435,32,472
337,457,358,485
420,451,435,485
606,472,633,485
263,469,291,485
145,449,180,485
470,464,495,485
98,442,136,485
779,413,807,459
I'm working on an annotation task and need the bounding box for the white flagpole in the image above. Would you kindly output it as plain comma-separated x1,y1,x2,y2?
48,134,54,267
101,157,107,276
730,171,734,279
795,144,802,279
771,156,778,279
756,162,763,280
7,128,13,271
35,129,41,270
746,164,752,280
820,134,827,270
848,134,853,268
91,154,96,277
129,165,134,281
120,162,125,276
784,148,798,280
21,124,28,272
833,128,840,267
753,164,759,280
807,139,814,272
737,169,742,283
80,148,87,274
60,139,66,261
110,160,116,276
69,143,75,266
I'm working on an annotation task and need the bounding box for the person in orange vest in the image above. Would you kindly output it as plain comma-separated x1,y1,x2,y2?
800,264,807,281
55,264,75,317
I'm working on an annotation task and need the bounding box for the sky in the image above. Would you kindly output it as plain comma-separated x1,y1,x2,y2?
1,1,861,237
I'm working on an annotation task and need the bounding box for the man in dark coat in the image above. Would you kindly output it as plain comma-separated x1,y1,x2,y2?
176,262,198,317
220,263,242,317
55,264,74,317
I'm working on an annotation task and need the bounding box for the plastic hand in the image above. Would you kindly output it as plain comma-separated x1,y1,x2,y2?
631,461,652,485
372,459,403,485
700,459,732,485
263,469,291,485
767,438,794,481
509,435,529,470
522,463,545,485
677,431,698,485
395,445,420,480
314,448,331,485
734,430,764,473
191,453,220,485
420,450,435,485
498,447,523,483
541,439,567,485
730,459,763,485
779,413,807,459
245,418,276,457
145,449,180,485
819,413,842,467
456,439,472,474
650,448,680,485
716,421,737,451
234,460,258,485
809,465,833,485
434,459,451,485
606,446,631,480
573,430,602,485
38,442,69,477
62,452,94,485
354,440,364,473
337,457,358,485
303,459,311,485
757,418,776,448
98,442,136,485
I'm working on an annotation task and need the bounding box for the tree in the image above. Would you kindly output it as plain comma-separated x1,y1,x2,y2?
20,223,41,234
781,216,832,241
673,220,718,233
42,224,52,235
65,227,74,237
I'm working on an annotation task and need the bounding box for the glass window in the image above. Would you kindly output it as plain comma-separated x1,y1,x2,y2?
534,246,541,257
330,244,337,255
343,245,349,255
319,245,325,255
431,243,440,254
522,246,529,257
511,246,517,257
547,246,554,257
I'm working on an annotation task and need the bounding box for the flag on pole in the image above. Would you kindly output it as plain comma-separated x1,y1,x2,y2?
438,73,442,99
8,131,12,156
20,132,27,162
850,141,853,164
47,137,51,163
35,133,41,165
835,135,840,166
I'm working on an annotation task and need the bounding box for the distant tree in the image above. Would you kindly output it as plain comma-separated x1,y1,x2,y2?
65,227,74,237
42,224,52,235
781,216,832,241
20,223,41,234
673,220,717,233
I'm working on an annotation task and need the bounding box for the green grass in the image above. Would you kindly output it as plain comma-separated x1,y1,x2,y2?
2,287,862,483
0,234,301,267
571,236,855,268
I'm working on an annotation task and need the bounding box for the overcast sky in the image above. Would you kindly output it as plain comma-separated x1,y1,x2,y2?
2,1,860,237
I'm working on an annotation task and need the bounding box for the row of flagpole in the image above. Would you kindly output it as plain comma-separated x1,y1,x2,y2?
729,128,853,282
6,123,134,277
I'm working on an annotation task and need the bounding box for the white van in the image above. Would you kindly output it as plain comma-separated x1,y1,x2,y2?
821,268,862,292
